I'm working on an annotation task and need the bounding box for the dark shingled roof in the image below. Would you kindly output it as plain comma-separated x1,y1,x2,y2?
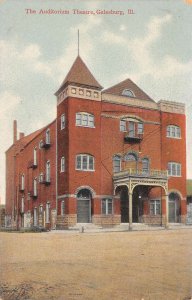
104,78,154,102
55,56,102,95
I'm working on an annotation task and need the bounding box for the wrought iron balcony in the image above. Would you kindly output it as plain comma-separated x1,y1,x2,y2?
124,133,143,144
29,191,38,199
28,159,37,169
19,185,24,192
39,174,51,185
113,168,168,180
40,139,51,149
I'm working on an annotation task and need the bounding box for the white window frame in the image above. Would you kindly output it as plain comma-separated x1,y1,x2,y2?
34,207,38,226
46,128,50,144
128,121,135,137
21,174,25,190
34,147,37,165
76,154,95,171
45,202,50,223
21,196,24,213
61,114,65,130
102,198,113,215
120,120,126,132
138,123,144,134
33,178,38,196
166,125,181,139
75,112,95,128
168,162,181,177
61,156,65,172
61,200,65,216
46,161,51,182
113,156,121,173
150,199,161,215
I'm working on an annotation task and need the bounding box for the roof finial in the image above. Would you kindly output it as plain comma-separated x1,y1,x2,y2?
78,29,80,56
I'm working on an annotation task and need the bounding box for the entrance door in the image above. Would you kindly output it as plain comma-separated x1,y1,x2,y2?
120,189,129,223
77,189,91,223
168,193,180,223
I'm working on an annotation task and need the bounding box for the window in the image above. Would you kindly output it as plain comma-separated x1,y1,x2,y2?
39,205,43,213
122,89,135,98
102,198,113,215
46,129,50,144
113,156,121,173
128,122,135,137
61,200,65,216
124,153,137,161
33,178,38,196
150,200,161,215
34,208,38,226
39,173,44,183
61,114,65,130
166,125,181,138
46,202,50,223
21,197,24,213
34,148,37,165
168,162,181,177
46,161,51,182
120,120,126,132
76,154,94,171
142,158,149,173
61,157,65,172
76,112,94,127
138,123,144,134
21,174,25,190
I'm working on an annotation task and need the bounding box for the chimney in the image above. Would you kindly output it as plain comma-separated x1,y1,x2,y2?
13,120,17,144
19,132,25,140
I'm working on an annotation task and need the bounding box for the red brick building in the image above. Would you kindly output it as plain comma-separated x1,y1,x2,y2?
5,56,187,230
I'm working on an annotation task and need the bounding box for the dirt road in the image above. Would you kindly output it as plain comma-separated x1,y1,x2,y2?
0,229,191,299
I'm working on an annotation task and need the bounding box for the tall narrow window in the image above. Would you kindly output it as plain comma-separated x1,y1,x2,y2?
138,123,144,134
46,161,51,182
113,156,121,173
61,200,65,216
46,129,50,144
46,202,50,223
34,147,37,166
34,208,37,226
142,158,149,174
128,122,135,137
21,196,24,213
61,114,65,130
150,200,161,215
21,174,25,190
33,178,37,197
120,120,126,132
61,157,65,172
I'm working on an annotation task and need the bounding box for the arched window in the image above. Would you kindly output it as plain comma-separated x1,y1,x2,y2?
166,125,181,138
113,155,121,173
61,157,65,172
122,89,135,98
124,153,137,161
76,112,94,127
77,189,92,199
76,154,94,171
142,158,149,173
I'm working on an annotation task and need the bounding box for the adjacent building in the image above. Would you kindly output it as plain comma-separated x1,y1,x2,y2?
5,56,187,230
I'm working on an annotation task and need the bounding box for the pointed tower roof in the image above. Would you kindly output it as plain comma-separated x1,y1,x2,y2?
55,56,102,96
104,78,154,102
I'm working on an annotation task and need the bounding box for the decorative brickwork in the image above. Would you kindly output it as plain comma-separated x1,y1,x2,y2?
92,215,121,227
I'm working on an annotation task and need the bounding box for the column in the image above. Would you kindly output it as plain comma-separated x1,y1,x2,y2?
165,194,169,229
129,192,133,230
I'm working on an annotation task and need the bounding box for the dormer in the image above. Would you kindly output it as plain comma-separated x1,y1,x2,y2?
55,56,103,105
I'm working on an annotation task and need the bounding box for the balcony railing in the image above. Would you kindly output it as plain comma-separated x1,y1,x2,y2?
39,174,51,185
29,191,38,199
28,159,37,169
40,139,51,149
124,133,143,144
113,168,168,179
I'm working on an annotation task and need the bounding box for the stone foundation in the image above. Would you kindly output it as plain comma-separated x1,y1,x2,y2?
56,214,77,229
180,215,186,224
92,215,121,227
141,215,165,225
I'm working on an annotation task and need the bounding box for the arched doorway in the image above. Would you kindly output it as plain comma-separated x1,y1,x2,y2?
77,189,92,223
168,192,181,223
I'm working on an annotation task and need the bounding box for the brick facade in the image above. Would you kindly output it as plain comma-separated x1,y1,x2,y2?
5,56,187,229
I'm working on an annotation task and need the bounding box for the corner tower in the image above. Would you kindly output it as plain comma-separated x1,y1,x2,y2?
55,56,103,228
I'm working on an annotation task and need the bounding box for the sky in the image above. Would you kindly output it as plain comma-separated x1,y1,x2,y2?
0,0,192,203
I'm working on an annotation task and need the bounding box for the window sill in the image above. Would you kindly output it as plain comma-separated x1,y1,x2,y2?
76,169,95,172
76,125,95,128
166,136,181,139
